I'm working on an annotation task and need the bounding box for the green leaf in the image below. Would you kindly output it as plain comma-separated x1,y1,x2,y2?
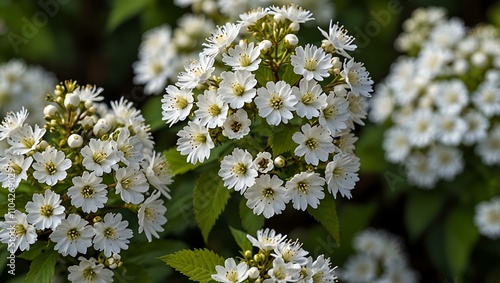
142,95,167,132
356,123,388,173
444,205,479,278
159,249,225,283
307,195,340,246
106,0,153,32
193,169,231,243
239,197,265,234
269,125,300,156
281,64,301,86
405,190,445,241
229,226,252,252
113,263,152,283
164,144,230,175
25,247,58,283
255,64,274,86
18,241,51,261
162,177,196,235
121,239,188,265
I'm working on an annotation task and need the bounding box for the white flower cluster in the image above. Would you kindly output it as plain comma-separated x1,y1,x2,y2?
211,228,337,283
161,5,373,218
338,229,418,283
0,81,173,282
474,197,500,239
370,7,500,188
0,59,56,127
133,0,335,95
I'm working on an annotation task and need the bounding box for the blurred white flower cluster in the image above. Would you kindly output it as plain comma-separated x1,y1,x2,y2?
370,7,500,188
474,197,500,239
338,229,419,283
0,59,57,127
161,5,373,218
0,81,173,282
211,228,337,283
133,0,335,95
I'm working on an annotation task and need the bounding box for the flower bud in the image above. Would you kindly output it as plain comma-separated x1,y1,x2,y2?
331,57,342,69
274,156,286,168
43,105,58,117
259,40,272,53
247,267,260,279
80,116,95,129
274,13,286,23
471,51,487,68
289,21,300,32
37,140,49,151
84,100,93,109
93,118,111,136
64,93,80,109
68,134,83,148
284,34,298,47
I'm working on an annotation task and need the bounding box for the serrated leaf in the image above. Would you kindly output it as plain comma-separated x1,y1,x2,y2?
106,0,153,32
444,206,479,278
194,170,231,243
18,241,51,261
162,178,196,235
142,95,167,132
269,125,300,156
160,249,225,283
121,239,188,265
307,195,339,246
25,247,58,283
281,64,301,86
229,226,252,252
255,64,275,86
405,191,445,241
239,197,265,234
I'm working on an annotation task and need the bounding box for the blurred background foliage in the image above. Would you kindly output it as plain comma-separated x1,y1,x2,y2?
1,0,500,282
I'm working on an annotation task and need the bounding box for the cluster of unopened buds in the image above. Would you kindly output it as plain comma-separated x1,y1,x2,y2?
0,80,173,282
161,4,373,218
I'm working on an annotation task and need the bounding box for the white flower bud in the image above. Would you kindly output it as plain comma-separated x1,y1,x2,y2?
274,156,286,168
84,100,93,109
80,116,95,129
471,51,488,68
452,59,468,75
289,21,300,32
274,13,286,23
68,134,83,148
331,57,342,69
43,105,58,117
93,118,111,136
247,267,260,279
259,40,272,52
64,93,80,109
333,85,347,97
284,34,298,46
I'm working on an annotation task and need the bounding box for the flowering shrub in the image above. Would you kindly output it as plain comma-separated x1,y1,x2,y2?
156,4,372,243
0,81,173,282
162,228,337,283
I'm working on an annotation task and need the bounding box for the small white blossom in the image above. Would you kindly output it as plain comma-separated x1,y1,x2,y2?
81,139,119,176
219,148,258,193
255,81,297,126
253,151,274,174
222,41,261,71
177,121,215,164
291,44,332,81
138,190,167,242
218,70,257,109
115,166,149,204
292,78,328,119
222,109,251,139
68,257,114,283
0,211,36,253
176,54,215,89
93,213,133,257
211,258,249,283
194,89,229,128
318,20,357,58
32,147,72,186
292,124,335,166
475,197,500,239
68,171,108,213
161,85,194,127
247,228,287,251
340,58,373,97
50,214,94,257
244,174,289,218
286,172,325,211
325,153,360,199
25,189,65,230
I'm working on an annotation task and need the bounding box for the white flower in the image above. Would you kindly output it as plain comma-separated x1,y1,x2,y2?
318,20,357,58
138,190,167,242
202,22,241,57
68,257,114,283
176,54,215,89
292,124,335,166
476,126,500,165
74,84,104,103
32,147,71,186
222,109,251,139
291,44,332,81
434,80,469,115
268,5,314,23
25,189,65,230
347,93,368,128
247,228,287,251
472,81,500,117
238,7,269,27
211,258,249,283
218,70,257,109
338,254,377,282
161,85,194,126
0,153,32,189
49,214,94,257
405,153,437,189
285,172,325,211
0,211,36,253
292,79,328,119
474,197,500,239
222,41,261,71
436,113,467,145
309,255,337,282
132,53,173,95
7,124,46,155
93,213,133,257
325,153,360,199
0,107,29,141
176,121,215,164
273,240,309,265
318,94,349,136
113,127,144,169
244,174,289,218
406,109,436,148
142,151,173,199
369,84,395,123
429,145,464,181
340,58,373,97
429,18,466,48
115,166,149,204
110,97,145,124
194,89,229,128
253,151,274,174
219,148,258,193
81,139,119,176
255,81,297,126
383,127,411,163
68,171,108,213
463,111,489,145
264,257,301,283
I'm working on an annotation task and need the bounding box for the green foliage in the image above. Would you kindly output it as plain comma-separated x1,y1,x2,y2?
18,241,51,261
25,247,58,283
405,190,446,241
355,123,388,173
239,197,265,234
281,64,301,86
444,206,479,278
114,263,151,283
106,0,153,32
255,64,274,86
142,95,167,132
229,226,252,252
307,195,340,246
160,249,225,283
164,148,203,175
269,125,300,156
193,169,231,243
162,177,196,235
